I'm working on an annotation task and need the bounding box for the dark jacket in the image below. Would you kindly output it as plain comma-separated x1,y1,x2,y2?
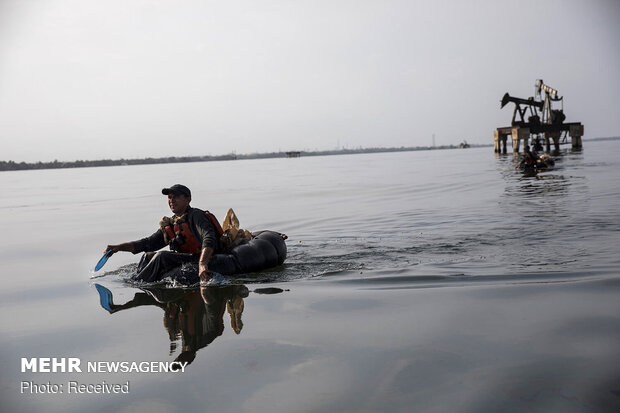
132,206,220,254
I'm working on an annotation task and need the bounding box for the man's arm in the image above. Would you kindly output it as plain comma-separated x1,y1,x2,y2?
198,246,214,282
105,242,136,255
189,209,220,282
105,230,166,256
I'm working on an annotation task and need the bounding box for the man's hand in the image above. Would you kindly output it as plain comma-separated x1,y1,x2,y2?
198,246,214,283
198,267,212,283
105,242,135,255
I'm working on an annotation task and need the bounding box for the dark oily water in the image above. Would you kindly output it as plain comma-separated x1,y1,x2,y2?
1,140,620,413
282,142,620,289
92,143,619,289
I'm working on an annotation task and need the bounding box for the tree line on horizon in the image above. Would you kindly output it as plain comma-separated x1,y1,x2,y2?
0,154,239,171
0,143,498,171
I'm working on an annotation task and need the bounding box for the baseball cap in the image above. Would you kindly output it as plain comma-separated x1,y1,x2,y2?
162,184,191,197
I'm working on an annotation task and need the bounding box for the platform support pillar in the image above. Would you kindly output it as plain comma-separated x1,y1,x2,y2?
511,127,529,153
544,131,560,152
570,124,584,149
494,130,509,153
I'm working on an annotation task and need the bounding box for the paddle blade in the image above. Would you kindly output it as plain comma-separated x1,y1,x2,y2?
95,284,115,313
94,250,112,272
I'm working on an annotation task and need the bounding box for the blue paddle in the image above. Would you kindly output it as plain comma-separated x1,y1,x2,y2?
94,250,113,272
94,283,116,313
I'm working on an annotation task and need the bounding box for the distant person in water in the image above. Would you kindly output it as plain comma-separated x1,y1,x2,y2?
533,137,543,152
105,184,222,283
523,145,537,166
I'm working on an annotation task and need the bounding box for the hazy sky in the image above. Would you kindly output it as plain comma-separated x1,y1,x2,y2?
1,0,619,162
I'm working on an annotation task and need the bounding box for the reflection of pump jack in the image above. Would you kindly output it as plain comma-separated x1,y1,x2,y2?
494,79,584,154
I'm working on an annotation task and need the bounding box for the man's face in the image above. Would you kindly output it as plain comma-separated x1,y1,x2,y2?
168,193,191,215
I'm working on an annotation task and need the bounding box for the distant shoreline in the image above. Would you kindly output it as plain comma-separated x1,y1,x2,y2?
2,136,617,172
0,144,481,171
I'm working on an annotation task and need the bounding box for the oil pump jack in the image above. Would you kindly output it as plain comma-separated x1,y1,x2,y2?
494,79,583,154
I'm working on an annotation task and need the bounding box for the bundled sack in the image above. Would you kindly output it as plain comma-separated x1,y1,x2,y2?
220,208,253,251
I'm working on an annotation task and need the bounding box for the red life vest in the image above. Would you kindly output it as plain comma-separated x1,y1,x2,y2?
163,210,223,254
205,210,224,237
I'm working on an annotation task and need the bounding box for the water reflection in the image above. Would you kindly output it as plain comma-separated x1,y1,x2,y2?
496,149,580,199
488,148,593,273
497,151,588,221
94,284,280,368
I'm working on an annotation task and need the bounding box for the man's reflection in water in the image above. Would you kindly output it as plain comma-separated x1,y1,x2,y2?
94,284,249,367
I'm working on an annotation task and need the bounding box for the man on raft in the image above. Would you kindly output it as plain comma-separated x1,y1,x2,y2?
105,184,222,284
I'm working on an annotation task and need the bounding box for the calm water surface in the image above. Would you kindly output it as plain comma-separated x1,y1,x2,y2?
1,140,620,412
